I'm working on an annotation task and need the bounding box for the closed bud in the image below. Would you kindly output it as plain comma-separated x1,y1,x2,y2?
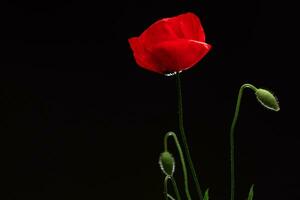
159,151,175,176
255,88,280,111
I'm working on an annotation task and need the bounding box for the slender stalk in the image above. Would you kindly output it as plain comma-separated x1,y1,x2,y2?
164,176,169,200
230,84,257,200
164,132,192,200
176,73,203,200
171,177,181,200
165,176,182,200
167,194,176,200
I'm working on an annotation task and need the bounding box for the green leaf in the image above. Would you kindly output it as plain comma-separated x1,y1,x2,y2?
247,184,254,200
203,189,209,200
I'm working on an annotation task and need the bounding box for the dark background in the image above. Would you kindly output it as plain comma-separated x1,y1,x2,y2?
0,0,298,199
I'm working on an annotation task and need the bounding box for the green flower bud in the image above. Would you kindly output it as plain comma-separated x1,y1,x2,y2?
159,151,175,176
255,88,280,111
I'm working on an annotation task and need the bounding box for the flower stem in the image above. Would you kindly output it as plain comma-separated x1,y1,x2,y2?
164,176,182,200
164,176,169,200
164,132,192,200
176,73,203,200
171,177,181,200
230,83,257,200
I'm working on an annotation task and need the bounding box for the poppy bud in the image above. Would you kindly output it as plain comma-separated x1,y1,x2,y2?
255,88,280,111
159,151,175,176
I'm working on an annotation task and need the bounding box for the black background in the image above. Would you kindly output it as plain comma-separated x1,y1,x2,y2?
1,0,299,199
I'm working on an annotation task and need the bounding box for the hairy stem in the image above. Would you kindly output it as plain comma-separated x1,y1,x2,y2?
230,83,257,200
164,131,192,200
176,73,203,200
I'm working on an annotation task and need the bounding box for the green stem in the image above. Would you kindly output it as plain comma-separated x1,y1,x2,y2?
171,177,181,200
176,73,203,200
230,83,257,200
164,176,170,200
164,132,192,200
167,194,176,200
164,176,182,200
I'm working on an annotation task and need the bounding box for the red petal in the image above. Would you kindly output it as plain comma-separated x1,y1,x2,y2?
139,18,179,49
128,13,210,75
149,39,211,74
139,12,206,49
128,37,164,74
166,12,206,42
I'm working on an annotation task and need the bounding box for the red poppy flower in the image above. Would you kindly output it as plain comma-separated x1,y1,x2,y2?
128,12,211,75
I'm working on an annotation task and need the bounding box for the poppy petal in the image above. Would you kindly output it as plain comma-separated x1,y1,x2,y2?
139,17,181,48
149,39,211,74
139,13,206,49
168,12,206,42
128,37,163,74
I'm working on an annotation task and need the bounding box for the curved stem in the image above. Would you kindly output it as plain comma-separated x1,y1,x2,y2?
164,176,182,200
171,177,181,200
176,73,203,200
164,132,192,200
230,83,257,200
